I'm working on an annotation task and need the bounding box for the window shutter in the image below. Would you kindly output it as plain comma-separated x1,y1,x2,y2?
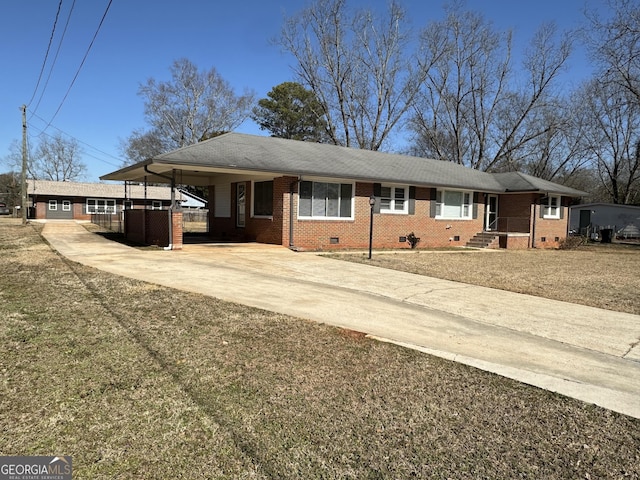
559,202,565,219
408,186,416,215
539,197,545,218
429,188,437,217
373,183,381,214
472,192,479,219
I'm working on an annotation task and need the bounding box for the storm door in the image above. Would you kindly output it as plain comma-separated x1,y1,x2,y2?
485,195,498,231
236,183,246,228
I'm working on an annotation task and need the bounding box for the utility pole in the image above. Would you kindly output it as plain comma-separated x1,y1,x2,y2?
21,105,28,224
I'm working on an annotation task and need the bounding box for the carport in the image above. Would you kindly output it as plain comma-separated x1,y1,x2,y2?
102,163,226,250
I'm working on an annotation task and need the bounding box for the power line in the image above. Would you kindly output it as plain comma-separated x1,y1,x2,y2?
39,0,114,133
30,0,77,118
28,112,124,168
26,0,64,108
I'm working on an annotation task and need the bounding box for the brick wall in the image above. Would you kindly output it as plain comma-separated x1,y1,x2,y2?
206,177,572,251
290,184,486,251
533,198,570,249
498,193,535,235
242,177,288,245
33,200,46,219
209,179,291,243
171,212,183,250
501,234,530,250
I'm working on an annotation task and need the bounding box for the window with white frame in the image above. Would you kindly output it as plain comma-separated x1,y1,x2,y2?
253,180,274,217
48,200,57,211
124,200,133,209
87,198,116,214
62,200,71,212
299,180,353,219
151,201,162,210
542,195,560,219
435,189,472,219
380,185,408,214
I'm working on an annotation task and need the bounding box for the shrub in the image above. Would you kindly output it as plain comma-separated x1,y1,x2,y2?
406,232,420,249
558,235,587,250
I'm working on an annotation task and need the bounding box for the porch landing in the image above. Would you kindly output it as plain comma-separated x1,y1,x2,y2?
467,231,530,249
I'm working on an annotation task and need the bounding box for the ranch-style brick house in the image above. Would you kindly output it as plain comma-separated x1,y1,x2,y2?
101,133,586,251
27,179,181,221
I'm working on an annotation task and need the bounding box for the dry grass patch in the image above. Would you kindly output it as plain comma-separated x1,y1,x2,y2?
331,245,640,314
1,221,639,478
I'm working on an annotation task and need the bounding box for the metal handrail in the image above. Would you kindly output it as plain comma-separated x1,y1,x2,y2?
486,217,530,233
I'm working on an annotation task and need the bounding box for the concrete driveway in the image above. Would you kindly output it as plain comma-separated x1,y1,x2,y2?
41,221,640,418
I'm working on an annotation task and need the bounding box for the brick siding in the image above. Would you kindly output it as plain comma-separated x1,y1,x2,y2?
287,184,486,251
207,176,571,251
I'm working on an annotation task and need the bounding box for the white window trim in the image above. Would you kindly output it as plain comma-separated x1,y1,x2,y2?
87,198,116,214
62,200,71,212
435,189,473,220
151,201,162,210
543,195,561,219
48,200,57,211
298,179,355,221
380,185,409,214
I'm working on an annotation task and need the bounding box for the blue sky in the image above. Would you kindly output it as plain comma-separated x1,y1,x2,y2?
0,0,604,182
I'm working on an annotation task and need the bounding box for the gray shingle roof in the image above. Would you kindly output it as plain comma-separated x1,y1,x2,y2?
150,133,505,191
102,133,588,196
491,172,587,197
27,179,181,201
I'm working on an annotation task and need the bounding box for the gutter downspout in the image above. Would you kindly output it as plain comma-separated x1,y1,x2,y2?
144,165,176,250
289,177,300,250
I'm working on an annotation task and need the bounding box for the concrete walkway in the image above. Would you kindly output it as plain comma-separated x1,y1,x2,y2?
41,221,640,418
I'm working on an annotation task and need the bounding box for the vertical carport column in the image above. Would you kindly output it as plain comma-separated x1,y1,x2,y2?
171,210,183,250
168,169,183,250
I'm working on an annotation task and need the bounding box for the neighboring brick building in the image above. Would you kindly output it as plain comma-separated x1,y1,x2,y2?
27,180,181,221
101,133,586,250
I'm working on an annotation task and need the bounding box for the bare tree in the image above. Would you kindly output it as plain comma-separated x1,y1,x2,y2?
279,0,424,151
123,59,255,164
410,4,571,171
0,171,21,208
515,99,589,182
584,0,640,105
29,134,86,181
579,79,640,204
572,0,640,204
119,128,169,166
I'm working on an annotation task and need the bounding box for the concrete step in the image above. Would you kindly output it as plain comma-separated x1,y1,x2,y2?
466,232,499,248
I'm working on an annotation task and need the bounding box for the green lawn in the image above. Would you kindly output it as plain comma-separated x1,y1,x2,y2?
1,221,638,479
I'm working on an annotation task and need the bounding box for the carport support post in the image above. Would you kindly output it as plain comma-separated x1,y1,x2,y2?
167,169,176,250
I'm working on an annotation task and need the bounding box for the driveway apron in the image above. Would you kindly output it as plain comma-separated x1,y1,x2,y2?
42,221,640,419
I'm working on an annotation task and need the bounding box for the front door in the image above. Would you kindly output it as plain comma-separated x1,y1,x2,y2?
485,195,498,231
236,183,246,228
